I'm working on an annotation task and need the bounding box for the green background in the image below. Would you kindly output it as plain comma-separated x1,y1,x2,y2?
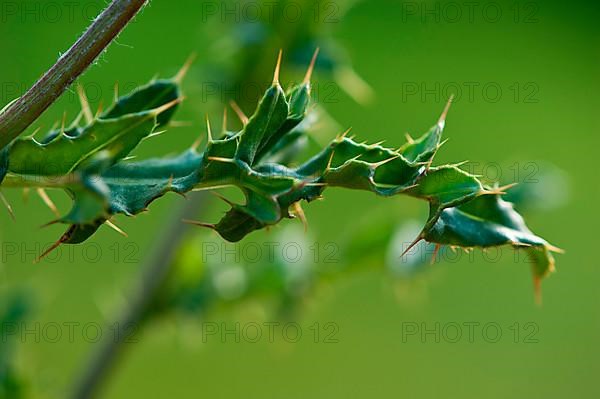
1,0,598,397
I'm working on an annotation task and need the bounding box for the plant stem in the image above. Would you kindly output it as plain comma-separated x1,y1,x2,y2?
0,0,148,150
69,193,207,399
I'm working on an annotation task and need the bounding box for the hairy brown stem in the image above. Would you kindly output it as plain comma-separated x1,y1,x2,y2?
0,0,148,150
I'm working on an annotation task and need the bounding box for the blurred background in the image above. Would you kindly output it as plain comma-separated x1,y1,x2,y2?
0,0,598,397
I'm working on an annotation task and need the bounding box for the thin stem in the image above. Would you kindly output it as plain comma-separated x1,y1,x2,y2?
0,0,148,150
69,193,207,399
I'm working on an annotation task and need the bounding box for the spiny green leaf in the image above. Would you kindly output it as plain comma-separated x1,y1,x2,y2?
101,150,201,216
5,77,182,178
102,79,181,126
1,79,184,249
235,82,289,165
406,165,484,207
7,112,158,176
419,193,561,293
253,82,311,164
59,175,109,225
2,62,559,293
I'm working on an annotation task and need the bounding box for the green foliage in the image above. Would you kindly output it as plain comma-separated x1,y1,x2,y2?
0,56,560,290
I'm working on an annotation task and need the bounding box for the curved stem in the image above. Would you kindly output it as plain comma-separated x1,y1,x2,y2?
0,0,148,150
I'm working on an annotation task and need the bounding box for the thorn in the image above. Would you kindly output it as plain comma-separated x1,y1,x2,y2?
60,111,67,135
273,49,283,85
36,188,60,217
122,156,137,162
497,182,518,192
222,107,228,134
422,138,450,173
114,81,119,103
77,84,94,124
207,156,235,163
143,130,167,140
481,182,518,196
36,228,75,263
438,94,454,129
336,127,352,141
437,138,450,149
326,149,336,171
304,182,328,187
349,154,363,163
95,101,104,119
49,120,59,133
372,140,386,147
400,236,423,259
210,191,235,206
191,184,234,192
405,132,414,144
431,244,441,265
451,160,469,168
291,202,308,232
105,219,128,237
374,155,400,168
24,126,42,141
169,120,193,127
151,97,183,117
229,100,249,125
182,219,216,230
206,115,213,142
35,239,64,263
424,151,438,173
72,111,84,127
40,219,60,229
547,244,565,254
303,47,320,84
174,53,197,84
0,190,15,221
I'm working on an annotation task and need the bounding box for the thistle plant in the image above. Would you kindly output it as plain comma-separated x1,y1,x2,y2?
0,51,561,295
0,1,566,397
